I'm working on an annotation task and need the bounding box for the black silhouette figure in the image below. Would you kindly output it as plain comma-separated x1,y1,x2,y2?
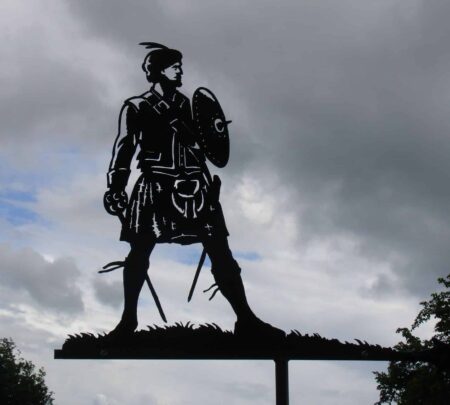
103,43,284,340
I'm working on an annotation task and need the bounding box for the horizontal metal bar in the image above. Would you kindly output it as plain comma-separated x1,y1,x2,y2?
54,350,399,361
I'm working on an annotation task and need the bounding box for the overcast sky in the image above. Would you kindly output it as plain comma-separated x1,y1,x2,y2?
1,0,449,403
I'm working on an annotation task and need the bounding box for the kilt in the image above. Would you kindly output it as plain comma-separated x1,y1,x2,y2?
120,171,228,245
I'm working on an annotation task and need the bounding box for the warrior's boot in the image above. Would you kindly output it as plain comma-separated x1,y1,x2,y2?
211,261,285,340
109,250,149,338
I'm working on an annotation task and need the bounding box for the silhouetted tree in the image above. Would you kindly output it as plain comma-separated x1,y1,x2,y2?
374,274,450,404
0,338,54,405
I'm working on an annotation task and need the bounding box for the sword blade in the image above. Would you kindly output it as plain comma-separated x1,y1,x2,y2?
188,249,207,302
145,274,167,323
113,210,167,322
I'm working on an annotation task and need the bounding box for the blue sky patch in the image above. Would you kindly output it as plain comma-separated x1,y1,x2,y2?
157,244,211,267
0,189,38,226
0,189,36,202
156,244,260,266
235,251,261,261
0,199,37,225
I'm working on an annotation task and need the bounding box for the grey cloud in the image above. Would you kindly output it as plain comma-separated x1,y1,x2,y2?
2,0,449,300
93,278,122,308
0,313,59,354
0,55,106,144
0,244,84,314
0,1,134,169
92,393,156,405
4,2,445,404
219,382,271,402
58,0,450,297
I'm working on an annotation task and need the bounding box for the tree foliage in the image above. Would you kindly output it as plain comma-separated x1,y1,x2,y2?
0,338,54,405
374,274,450,404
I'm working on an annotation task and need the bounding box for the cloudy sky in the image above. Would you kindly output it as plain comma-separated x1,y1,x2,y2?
1,0,449,403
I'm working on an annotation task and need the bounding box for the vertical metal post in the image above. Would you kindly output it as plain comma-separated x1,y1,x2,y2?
275,358,289,405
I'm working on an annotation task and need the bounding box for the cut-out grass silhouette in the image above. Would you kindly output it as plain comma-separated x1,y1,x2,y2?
54,322,448,363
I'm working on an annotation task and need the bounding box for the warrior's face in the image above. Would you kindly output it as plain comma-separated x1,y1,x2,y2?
160,62,183,87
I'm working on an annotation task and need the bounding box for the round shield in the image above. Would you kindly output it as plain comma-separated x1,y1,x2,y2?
192,87,230,168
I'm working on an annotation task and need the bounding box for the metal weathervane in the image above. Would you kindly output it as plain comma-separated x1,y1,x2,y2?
55,43,449,405
100,42,284,340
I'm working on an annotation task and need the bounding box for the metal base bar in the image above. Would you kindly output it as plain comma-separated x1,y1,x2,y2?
275,358,289,405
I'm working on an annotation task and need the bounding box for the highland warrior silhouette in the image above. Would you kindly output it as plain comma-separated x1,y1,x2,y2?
103,43,284,339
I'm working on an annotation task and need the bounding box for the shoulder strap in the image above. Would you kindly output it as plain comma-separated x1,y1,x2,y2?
138,91,202,160
124,96,145,113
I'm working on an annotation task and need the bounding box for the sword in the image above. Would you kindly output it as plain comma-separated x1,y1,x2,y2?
188,248,207,302
116,210,167,323
144,273,167,323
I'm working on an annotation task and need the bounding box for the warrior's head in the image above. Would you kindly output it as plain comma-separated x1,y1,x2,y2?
141,43,183,88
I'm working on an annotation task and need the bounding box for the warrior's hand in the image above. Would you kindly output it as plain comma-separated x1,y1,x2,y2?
103,189,128,216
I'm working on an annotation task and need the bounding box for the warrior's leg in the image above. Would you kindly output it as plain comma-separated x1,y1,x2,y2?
202,237,255,321
202,237,285,339
113,239,155,334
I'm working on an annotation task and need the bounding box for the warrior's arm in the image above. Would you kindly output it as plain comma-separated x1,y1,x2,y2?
107,103,140,190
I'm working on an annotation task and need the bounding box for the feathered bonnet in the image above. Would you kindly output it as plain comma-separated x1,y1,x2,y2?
140,42,183,83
